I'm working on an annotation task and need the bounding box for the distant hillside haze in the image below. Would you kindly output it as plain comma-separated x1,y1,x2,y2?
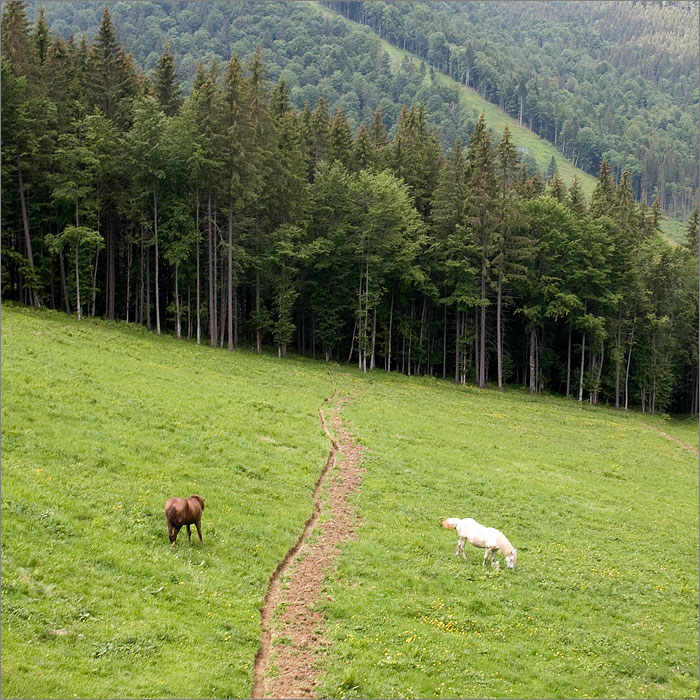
25,0,699,220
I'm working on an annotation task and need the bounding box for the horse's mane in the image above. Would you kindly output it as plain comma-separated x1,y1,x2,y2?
494,530,515,556
189,494,205,509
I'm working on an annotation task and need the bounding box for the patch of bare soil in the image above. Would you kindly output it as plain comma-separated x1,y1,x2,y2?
252,390,364,699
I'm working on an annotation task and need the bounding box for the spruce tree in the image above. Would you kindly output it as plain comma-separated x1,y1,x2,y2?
1,1,37,80
614,170,638,236
87,7,138,127
154,43,182,117
431,139,475,382
546,170,567,203
589,157,615,218
466,113,498,388
493,125,530,390
33,6,50,67
309,98,330,169
351,124,377,172
566,175,586,218
326,107,353,168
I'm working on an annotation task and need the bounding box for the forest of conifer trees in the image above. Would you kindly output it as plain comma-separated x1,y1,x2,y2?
2,2,698,414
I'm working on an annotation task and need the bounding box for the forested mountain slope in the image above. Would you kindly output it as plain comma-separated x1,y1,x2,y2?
325,0,699,219
25,0,697,223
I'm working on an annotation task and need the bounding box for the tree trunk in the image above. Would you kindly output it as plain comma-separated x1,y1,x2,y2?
566,325,572,397
442,301,447,380
407,301,414,377
187,285,191,339
153,184,161,334
219,246,226,348
479,265,486,388
91,248,99,317
74,243,81,320
348,317,357,365
519,95,524,127
139,222,145,325
362,252,370,373
529,326,537,395
175,263,181,339
228,199,234,352
417,296,427,375
146,244,151,331
106,204,115,320
474,306,480,386
59,249,71,314
578,332,586,402
594,341,604,405
254,214,261,354
496,276,503,390
17,163,39,308
387,285,394,371
126,240,133,323
208,192,217,347
615,308,622,409
455,307,460,384
370,307,377,371
196,187,201,345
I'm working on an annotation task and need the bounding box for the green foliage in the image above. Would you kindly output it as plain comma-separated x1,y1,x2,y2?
2,2,697,414
325,0,698,220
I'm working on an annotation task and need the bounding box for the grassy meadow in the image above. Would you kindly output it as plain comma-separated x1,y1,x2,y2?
1,304,333,698
2,305,698,699
316,374,699,699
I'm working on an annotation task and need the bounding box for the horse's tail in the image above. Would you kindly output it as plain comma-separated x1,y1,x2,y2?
165,502,177,524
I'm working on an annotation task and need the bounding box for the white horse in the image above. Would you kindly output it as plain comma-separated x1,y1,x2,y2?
442,517,517,569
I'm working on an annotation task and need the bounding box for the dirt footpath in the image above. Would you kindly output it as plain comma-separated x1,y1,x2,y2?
252,391,364,699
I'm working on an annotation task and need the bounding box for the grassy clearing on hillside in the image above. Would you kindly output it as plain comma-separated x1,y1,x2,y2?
659,216,689,246
1,305,335,699
316,372,699,699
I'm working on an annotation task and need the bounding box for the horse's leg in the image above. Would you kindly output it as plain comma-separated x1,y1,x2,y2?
460,539,467,559
195,518,203,543
170,525,181,548
454,538,461,556
482,548,492,565
186,524,192,543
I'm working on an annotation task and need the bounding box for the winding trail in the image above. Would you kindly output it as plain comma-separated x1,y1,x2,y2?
252,381,364,699
642,422,699,457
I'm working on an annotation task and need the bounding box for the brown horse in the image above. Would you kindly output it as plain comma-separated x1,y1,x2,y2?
165,495,205,547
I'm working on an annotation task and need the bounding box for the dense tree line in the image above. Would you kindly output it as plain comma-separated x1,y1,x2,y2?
326,0,698,220
3,2,698,415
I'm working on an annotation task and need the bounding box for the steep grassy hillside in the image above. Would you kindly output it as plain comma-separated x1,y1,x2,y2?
1,305,335,699
2,306,697,698
316,375,699,698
